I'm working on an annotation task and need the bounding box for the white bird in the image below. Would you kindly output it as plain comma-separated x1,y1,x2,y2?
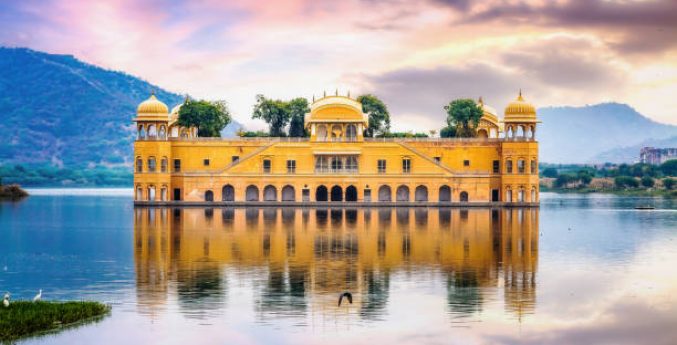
3,292,9,307
33,289,42,302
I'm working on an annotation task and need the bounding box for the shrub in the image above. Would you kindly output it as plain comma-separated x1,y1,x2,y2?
641,176,655,188
614,176,638,188
542,167,558,178
663,178,675,190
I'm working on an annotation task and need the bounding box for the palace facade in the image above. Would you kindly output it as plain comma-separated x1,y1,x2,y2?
133,92,539,205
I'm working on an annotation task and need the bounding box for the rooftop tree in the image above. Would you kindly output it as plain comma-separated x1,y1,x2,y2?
357,94,391,137
177,99,231,137
252,95,291,137
443,99,483,138
287,98,310,137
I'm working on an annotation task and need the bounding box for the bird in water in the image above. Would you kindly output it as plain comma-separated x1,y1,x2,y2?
338,292,352,307
3,292,9,307
33,289,42,302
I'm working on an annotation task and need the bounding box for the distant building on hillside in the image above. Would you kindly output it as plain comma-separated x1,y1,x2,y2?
640,147,677,165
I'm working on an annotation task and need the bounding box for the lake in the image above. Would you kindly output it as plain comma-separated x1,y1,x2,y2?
1,190,676,345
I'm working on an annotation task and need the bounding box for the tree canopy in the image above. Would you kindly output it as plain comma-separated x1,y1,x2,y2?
252,95,310,137
443,99,483,138
357,94,391,137
177,99,231,137
287,98,310,137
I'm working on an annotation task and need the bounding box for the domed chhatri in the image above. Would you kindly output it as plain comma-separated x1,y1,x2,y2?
504,90,537,122
137,93,169,116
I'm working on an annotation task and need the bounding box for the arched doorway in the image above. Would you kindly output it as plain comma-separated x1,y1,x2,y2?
160,187,167,201
415,185,428,202
439,185,451,202
246,185,259,201
477,129,488,138
331,185,343,201
263,185,277,201
517,189,525,202
136,186,143,200
222,185,235,201
345,185,358,201
506,189,512,202
281,185,295,201
148,186,156,201
531,188,537,202
396,185,410,201
205,190,214,202
378,185,392,202
459,191,469,202
316,185,328,201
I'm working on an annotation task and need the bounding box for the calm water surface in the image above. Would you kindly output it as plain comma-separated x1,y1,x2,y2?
1,190,676,345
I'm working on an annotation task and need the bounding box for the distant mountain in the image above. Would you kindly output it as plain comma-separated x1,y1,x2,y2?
0,47,240,168
538,103,677,164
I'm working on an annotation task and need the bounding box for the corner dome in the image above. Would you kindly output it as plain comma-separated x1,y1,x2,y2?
137,94,169,116
504,91,537,122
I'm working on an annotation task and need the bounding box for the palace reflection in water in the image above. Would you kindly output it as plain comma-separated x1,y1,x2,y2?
134,207,538,323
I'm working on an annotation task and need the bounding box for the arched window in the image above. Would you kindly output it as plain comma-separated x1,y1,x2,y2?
180,128,189,139
317,125,327,141
518,159,525,174
506,189,513,202
346,124,357,141
148,125,157,139
378,185,392,202
396,185,410,202
518,189,525,202
345,185,357,201
516,125,524,138
136,185,143,200
246,185,259,201
205,190,214,202
477,129,488,138
281,185,295,201
330,185,343,201
316,185,328,201
147,157,156,172
526,126,533,140
531,159,537,174
138,125,146,139
506,159,513,174
160,186,167,201
439,185,451,202
159,125,167,139
489,127,498,138
148,186,156,201
170,126,179,138
136,157,143,173
531,187,537,202
160,157,167,173
263,185,277,201
222,185,235,201
459,191,469,202
415,185,428,202
507,126,514,138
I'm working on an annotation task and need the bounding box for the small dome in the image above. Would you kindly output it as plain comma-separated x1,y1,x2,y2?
137,94,168,115
504,91,537,122
478,97,498,124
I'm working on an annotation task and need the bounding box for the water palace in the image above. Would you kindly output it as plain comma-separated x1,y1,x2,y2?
133,92,539,205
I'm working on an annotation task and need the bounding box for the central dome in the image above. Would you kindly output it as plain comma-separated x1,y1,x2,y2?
137,94,169,116
504,91,537,122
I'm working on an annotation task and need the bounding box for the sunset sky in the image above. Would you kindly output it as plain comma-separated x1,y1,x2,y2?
1,0,676,131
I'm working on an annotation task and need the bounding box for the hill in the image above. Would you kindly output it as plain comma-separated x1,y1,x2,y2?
538,103,677,163
0,47,240,170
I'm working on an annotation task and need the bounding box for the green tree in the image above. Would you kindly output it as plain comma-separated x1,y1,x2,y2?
287,98,310,137
578,170,593,186
357,94,391,137
663,177,675,190
641,176,655,188
252,95,291,137
660,159,677,176
542,167,558,178
177,99,231,137
443,99,483,138
615,176,638,188
440,126,456,138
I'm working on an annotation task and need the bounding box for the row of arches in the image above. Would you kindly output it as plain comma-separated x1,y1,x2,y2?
505,186,538,203
136,156,168,173
201,184,468,203
504,157,538,175
505,124,536,141
137,123,196,140
315,123,359,141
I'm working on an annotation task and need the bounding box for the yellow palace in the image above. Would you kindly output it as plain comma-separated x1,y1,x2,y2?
133,92,539,205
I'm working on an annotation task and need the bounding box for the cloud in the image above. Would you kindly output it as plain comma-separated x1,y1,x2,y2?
445,0,677,55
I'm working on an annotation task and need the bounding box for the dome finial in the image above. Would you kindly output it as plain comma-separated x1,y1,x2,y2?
478,96,483,105
323,90,326,97
518,89,524,101
335,88,338,96
347,90,350,98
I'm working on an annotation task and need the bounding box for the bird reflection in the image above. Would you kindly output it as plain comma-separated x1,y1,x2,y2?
134,207,538,322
